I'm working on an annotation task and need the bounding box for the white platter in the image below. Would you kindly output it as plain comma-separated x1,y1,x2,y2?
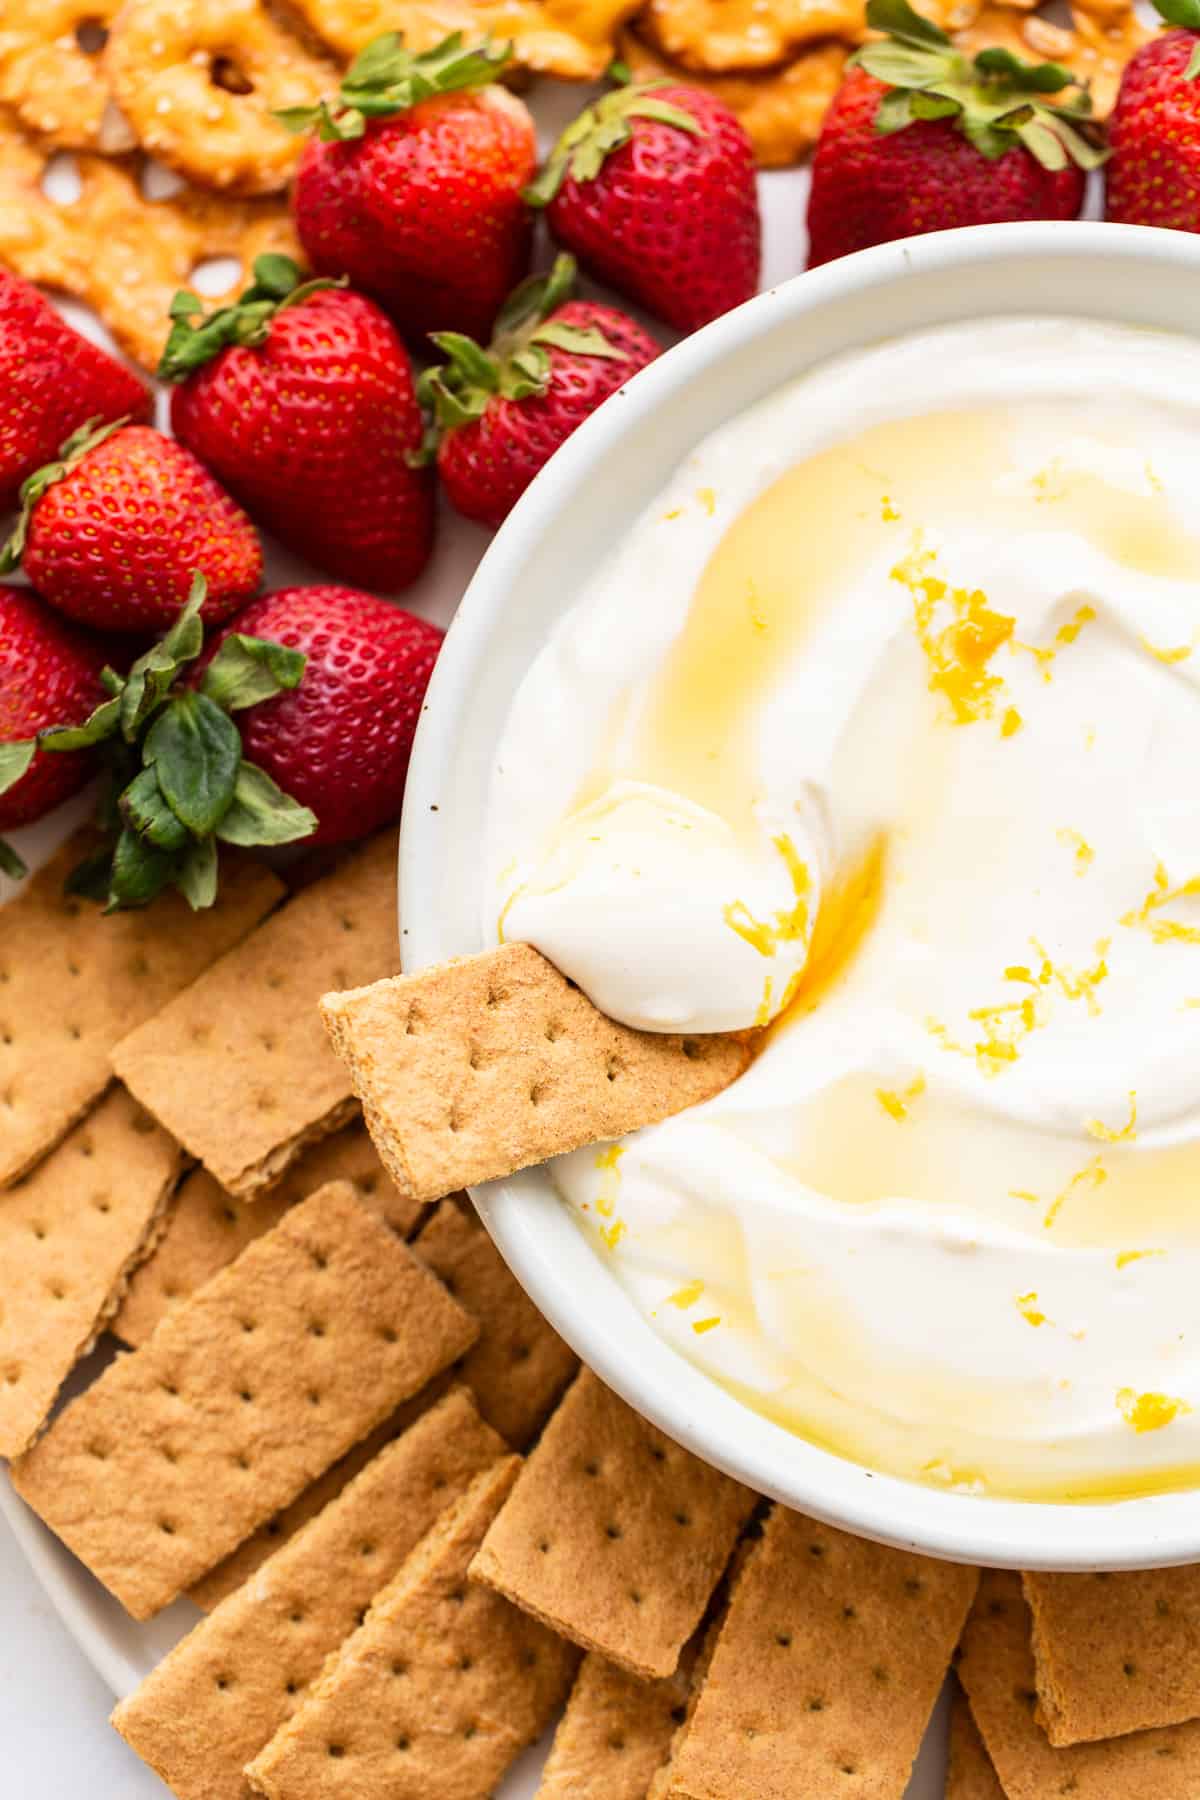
0,96,951,1795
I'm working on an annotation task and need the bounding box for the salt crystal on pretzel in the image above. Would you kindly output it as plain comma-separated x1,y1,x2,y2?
106,0,339,195
617,26,848,165
291,0,643,80
0,1,135,152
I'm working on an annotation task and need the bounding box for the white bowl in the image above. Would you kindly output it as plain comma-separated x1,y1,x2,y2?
400,220,1200,1572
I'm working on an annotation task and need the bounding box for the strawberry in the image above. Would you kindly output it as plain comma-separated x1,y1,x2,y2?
806,0,1102,267
422,255,660,529
0,575,317,907
1107,2,1200,227
0,270,151,517
162,255,435,594
0,420,261,634
525,79,759,334
0,586,109,873
196,585,443,846
283,34,536,345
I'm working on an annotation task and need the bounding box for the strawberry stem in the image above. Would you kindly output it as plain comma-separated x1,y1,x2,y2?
0,573,317,911
275,31,514,141
158,256,343,381
0,415,129,572
854,0,1107,169
524,84,703,207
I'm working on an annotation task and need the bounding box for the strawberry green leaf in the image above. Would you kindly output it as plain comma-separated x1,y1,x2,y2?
280,31,513,137
145,693,241,836
865,0,952,46
65,847,113,902
530,320,626,359
216,761,318,846
200,635,307,712
1155,0,1200,26
525,84,702,207
38,696,122,754
0,839,27,881
159,258,342,379
0,739,36,796
121,577,208,738
120,766,191,852
0,414,129,571
106,828,176,912
492,255,577,341
174,836,218,911
428,331,501,393
857,0,1104,169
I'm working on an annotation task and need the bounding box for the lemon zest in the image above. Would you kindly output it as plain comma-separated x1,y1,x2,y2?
881,494,901,522
1001,706,1023,738
692,1316,721,1335
696,487,716,516
1044,1156,1107,1230
722,834,811,959
1087,1092,1137,1144
595,1143,624,1220
875,1073,926,1122
1010,603,1096,683
600,1220,626,1250
891,536,1015,725
1140,635,1193,664
668,1279,705,1309
1015,1291,1047,1328
1116,1249,1164,1270
1122,862,1200,946
1057,827,1095,876
1117,1389,1192,1433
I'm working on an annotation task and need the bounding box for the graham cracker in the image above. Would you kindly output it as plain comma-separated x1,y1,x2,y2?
0,832,281,1187
662,1504,977,1800
246,1457,580,1800
11,1181,477,1619
413,1199,577,1447
186,1383,457,1613
1024,1566,1200,1745
538,1650,692,1798
958,1570,1200,1799
112,832,400,1199
112,1387,507,1800
0,1085,183,1457
113,1124,421,1348
469,1368,755,1680
948,1684,1006,1800
319,943,750,1203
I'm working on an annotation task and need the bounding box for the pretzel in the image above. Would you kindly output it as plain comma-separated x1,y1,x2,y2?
290,0,643,79
105,0,339,194
638,0,864,73
0,112,300,368
0,1,135,151
616,26,848,164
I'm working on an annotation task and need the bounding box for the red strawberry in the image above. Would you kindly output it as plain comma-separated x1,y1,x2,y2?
198,586,443,846
0,421,261,634
526,80,759,333
1107,8,1200,227
806,0,1100,266
0,270,151,517
163,256,434,593
424,255,660,529
0,586,108,850
285,34,536,345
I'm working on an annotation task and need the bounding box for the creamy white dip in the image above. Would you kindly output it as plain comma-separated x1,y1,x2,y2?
483,318,1200,1498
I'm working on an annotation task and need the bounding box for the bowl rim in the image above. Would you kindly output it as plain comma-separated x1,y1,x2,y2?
400,220,1200,1571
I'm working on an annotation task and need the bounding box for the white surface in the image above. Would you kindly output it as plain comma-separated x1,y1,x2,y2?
401,220,1200,1571
0,111,969,1800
